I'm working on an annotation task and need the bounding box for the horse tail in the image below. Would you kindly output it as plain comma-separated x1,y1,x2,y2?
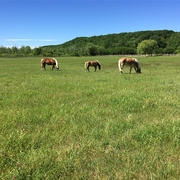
41,58,45,69
118,59,123,73
84,62,88,70
41,58,44,63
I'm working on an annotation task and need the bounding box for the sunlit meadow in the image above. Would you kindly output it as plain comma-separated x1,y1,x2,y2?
0,56,180,179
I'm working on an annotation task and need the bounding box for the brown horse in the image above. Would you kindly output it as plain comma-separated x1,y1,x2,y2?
118,57,141,74
41,58,59,70
84,60,101,72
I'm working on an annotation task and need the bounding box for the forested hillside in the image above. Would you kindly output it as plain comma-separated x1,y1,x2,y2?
1,30,180,57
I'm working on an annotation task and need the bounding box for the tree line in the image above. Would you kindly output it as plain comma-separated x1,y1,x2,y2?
1,30,180,57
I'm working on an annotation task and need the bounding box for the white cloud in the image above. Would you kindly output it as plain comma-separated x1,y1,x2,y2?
6,39,34,41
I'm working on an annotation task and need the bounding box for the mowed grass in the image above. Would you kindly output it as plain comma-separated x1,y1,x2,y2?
0,56,180,179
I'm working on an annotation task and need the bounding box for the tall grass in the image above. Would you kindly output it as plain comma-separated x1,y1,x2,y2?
0,56,180,179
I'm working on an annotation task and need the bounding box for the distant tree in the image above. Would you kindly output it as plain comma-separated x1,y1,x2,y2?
19,46,30,56
10,46,19,57
163,47,175,54
166,32,180,50
98,47,109,55
33,47,42,56
165,32,180,54
175,46,180,54
25,46,32,55
11,46,18,54
150,35,166,48
137,40,158,55
87,43,98,56
0,46,7,56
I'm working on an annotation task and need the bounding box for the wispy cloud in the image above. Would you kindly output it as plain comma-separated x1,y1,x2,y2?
38,39,56,42
5,39,56,42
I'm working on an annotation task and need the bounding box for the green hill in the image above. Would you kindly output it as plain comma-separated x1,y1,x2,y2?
40,29,180,56
1,30,180,57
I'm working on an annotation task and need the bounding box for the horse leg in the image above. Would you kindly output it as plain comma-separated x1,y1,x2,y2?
41,62,45,70
43,63,46,70
121,67,123,74
94,66,97,72
130,66,132,73
52,65,55,70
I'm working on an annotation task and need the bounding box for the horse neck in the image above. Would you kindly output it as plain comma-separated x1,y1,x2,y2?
52,58,58,68
95,61,100,68
97,63,101,69
134,62,141,73
136,61,140,70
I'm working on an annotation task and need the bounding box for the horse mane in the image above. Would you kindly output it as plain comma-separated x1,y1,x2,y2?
134,58,141,72
95,60,101,69
52,58,58,67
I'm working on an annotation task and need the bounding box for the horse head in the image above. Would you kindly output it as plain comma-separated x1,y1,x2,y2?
136,64,141,73
136,67,141,73
95,60,101,70
56,64,59,70
52,58,59,70
98,63,101,70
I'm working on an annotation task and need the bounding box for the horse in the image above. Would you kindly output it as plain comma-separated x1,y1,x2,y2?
84,60,101,72
118,57,141,74
41,58,59,70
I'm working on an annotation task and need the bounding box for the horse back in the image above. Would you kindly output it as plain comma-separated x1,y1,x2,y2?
120,58,136,66
85,60,101,70
119,58,127,64
41,58,56,65
126,58,136,63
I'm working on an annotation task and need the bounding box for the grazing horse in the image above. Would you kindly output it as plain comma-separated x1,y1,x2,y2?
118,57,141,74
41,58,59,70
84,60,101,72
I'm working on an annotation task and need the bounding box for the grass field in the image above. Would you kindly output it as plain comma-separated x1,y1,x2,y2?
0,56,180,179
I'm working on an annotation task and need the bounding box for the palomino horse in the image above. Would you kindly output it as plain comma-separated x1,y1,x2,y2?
118,57,141,74
41,58,59,70
84,60,101,72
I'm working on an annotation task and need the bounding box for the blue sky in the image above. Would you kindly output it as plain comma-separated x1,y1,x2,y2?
0,0,179,48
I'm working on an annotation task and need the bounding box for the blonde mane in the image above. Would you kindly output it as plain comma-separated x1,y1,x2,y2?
52,58,58,68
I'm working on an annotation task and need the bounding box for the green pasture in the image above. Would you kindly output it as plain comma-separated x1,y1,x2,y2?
0,56,180,179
